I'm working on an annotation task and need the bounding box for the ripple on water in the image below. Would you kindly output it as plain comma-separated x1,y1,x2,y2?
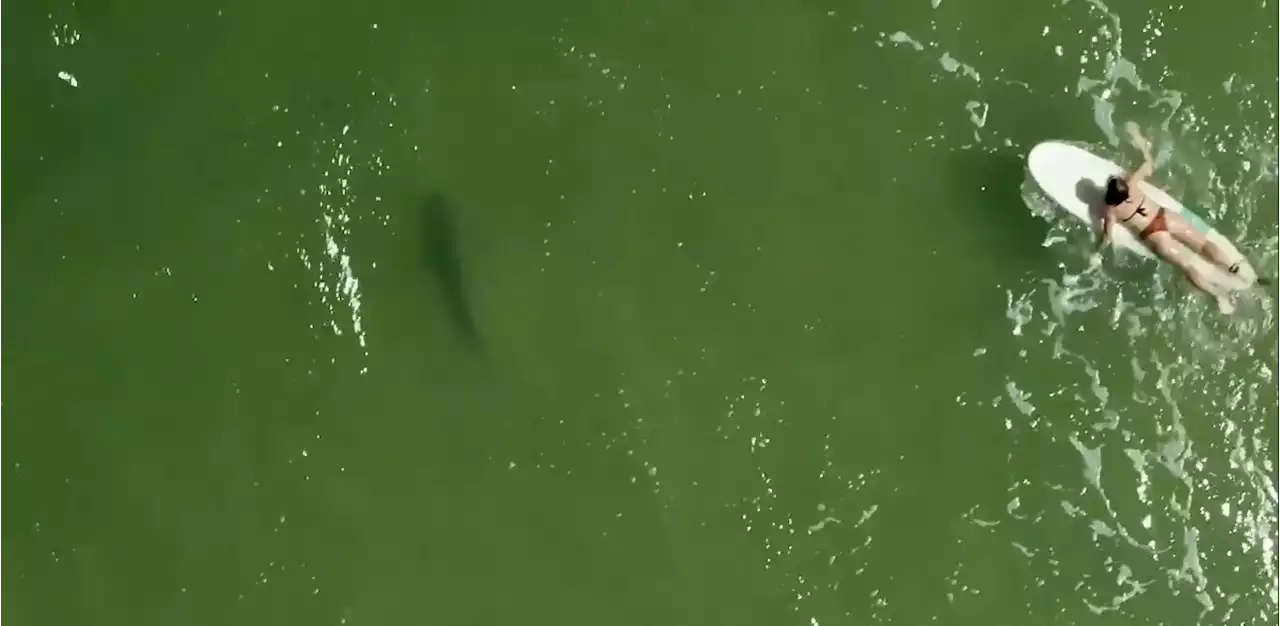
269,103,390,373
870,0,1276,621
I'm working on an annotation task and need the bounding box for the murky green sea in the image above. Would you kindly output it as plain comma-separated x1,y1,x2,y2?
5,0,1277,624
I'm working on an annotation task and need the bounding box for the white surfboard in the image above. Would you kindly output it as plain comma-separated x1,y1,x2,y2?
1026,140,1258,292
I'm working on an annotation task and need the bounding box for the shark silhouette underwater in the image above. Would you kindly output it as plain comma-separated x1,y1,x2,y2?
420,193,482,348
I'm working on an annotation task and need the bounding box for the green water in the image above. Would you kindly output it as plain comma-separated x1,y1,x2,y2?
4,0,1277,624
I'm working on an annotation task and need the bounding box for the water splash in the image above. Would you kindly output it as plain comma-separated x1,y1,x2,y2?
272,107,388,372
877,0,1277,621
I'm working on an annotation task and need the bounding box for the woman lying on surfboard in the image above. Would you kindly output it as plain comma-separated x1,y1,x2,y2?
1097,121,1270,313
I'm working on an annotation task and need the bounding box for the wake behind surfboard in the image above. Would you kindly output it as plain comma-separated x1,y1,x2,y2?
1026,140,1261,293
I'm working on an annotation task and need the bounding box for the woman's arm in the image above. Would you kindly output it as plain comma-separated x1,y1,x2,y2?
1124,121,1155,187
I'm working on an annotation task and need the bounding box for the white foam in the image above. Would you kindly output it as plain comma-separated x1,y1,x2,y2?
868,0,1280,615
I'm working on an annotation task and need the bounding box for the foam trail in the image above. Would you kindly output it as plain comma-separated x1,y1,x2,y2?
873,0,1278,620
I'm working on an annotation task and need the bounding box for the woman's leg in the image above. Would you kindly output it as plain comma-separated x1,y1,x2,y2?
1148,232,1235,313
1165,212,1236,271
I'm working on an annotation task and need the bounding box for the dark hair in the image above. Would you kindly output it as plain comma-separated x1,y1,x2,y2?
1103,176,1129,206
